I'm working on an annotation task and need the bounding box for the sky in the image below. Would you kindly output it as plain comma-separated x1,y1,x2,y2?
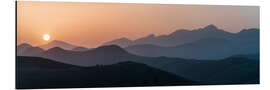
17,1,259,48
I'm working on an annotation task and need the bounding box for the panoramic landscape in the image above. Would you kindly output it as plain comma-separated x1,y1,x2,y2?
17,1,259,89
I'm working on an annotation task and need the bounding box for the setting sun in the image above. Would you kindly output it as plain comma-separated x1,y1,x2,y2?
43,34,50,41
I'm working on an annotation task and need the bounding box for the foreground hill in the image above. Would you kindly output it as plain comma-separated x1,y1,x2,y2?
138,56,259,84
16,56,195,89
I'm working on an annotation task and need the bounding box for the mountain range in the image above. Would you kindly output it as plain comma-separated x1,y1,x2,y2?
17,24,259,60
17,44,259,84
38,40,88,50
103,25,259,59
16,24,260,87
103,24,237,47
17,43,44,56
125,33,259,59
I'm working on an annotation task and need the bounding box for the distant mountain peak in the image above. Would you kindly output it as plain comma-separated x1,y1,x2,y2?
95,45,128,53
72,47,88,51
239,28,259,33
49,40,70,45
170,29,190,36
102,37,133,48
17,43,44,56
146,34,155,38
46,47,66,52
135,34,155,41
237,28,259,37
39,40,78,50
117,37,131,41
109,37,132,43
203,24,219,31
18,43,32,47
97,45,123,50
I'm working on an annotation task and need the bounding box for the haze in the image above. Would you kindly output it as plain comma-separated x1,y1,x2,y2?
17,1,259,48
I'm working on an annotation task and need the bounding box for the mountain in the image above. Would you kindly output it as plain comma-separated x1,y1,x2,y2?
237,28,260,38
102,24,235,47
16,56,195,89
17,43,44,56
138,56,259,84
232,53,259,60
71,46,89,51
102,37,133,48
37,45,142,66
39,40,79,50
125,28,259,60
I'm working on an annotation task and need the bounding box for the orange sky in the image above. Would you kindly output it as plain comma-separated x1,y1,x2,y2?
17,1,259,48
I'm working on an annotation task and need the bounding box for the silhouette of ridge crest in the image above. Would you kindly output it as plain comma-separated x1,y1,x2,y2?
95,45,128,53
203,24,218,30
46,47,66,52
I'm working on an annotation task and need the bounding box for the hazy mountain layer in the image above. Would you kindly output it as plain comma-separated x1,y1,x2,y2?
125,31,259,60
39,40,84,50
17,43,44,56
103,24,256,47
103,25,259,59
37,45,141,66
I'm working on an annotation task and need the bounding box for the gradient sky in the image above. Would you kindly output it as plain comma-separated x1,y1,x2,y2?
17,1,259,48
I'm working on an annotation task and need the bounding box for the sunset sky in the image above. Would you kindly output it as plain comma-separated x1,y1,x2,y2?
17,1,259,48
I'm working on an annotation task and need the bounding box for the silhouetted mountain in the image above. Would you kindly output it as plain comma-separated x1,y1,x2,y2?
71,46,89,51
17,43,44,56
16,56,195,89
237,28,260,38
125,28,259,59
37,45,141,66
103,37,133,47
39,40,79,50
102,24,235,47
232,53,259,60
138,56,259,84
16,56,79,69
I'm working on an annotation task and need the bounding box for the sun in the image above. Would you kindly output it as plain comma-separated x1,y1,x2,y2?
43,34,50,41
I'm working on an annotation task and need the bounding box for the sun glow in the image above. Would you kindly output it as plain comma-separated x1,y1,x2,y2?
43,34,50,41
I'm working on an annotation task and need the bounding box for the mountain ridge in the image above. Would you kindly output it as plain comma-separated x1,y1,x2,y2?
37,45,141,66
102,24,257,47
17,43,44,56
39,40,80,50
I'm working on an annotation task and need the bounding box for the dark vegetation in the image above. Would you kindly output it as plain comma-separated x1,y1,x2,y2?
16,56,196,89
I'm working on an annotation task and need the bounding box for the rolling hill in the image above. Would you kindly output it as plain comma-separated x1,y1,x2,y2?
17,43,44,56
16,56,195,89
138,56,259,84
37,45,142,66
